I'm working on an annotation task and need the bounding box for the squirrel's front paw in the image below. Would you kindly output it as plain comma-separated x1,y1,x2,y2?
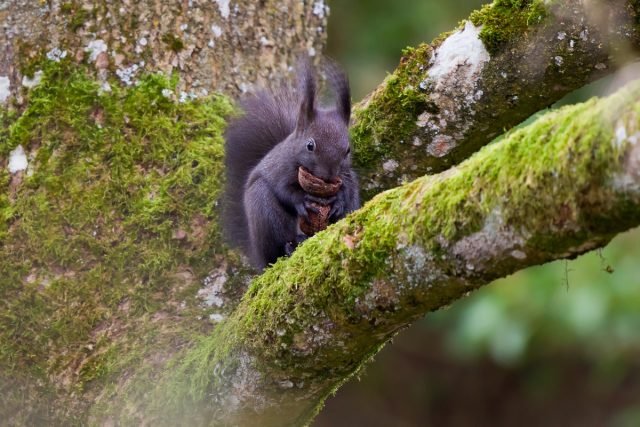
295,200,313,220
301,195,329,216
285,234,309,256
284,241,296,256
329,194,346,221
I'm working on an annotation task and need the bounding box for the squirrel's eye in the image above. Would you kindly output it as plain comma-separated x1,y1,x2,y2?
306,138,316,152
346,146,351,155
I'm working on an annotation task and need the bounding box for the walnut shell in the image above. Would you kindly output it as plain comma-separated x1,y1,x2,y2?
298,166,342,197
297,167,342,235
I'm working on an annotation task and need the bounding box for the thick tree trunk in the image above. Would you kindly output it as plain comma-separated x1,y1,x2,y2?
1,0,639,425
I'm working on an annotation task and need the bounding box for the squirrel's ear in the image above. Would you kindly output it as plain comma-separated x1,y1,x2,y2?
295,59,316,134
324,58,351,125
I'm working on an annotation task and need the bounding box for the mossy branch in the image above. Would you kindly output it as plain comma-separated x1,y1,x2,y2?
352,0,640,200
153,81,640,425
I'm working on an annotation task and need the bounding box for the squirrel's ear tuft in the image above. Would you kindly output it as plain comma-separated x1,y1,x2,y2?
324,58,351,125
295,58,316,134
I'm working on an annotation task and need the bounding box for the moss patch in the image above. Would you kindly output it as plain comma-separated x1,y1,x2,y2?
470,0,548,54
350,43,433,173
0,59,234,421
161,33,185,52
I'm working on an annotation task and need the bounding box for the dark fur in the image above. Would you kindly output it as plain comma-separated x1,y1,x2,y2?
223,60,360,270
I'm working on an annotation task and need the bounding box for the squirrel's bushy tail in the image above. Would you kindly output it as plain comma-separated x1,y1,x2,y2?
222,86,298,251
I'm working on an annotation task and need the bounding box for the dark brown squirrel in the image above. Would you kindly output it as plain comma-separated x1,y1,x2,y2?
222,59,360,270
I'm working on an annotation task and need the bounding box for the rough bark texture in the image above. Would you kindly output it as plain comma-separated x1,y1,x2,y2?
0,0,328,100
1,0,640,425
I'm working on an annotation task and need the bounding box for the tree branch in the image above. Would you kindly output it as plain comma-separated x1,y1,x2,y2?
352,0,640,199
152,81,640,425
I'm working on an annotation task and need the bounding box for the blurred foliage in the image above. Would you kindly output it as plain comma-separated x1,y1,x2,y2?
327,0,486,98
432,230,640,366
327,0,640,369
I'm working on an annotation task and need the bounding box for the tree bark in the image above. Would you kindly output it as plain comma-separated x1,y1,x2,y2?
0,0,328,100
1,0,640,425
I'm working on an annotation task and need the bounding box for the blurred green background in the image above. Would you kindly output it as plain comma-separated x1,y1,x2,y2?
317,1,640,426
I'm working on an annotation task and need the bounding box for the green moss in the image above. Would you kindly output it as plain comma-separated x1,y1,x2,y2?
16,41,46,79
470,0,548,53
349,0,555,201
0,58,234,421
69,8,90,32
162,33,185,52
59,1,90,32
351,43,432,173
60,2,74,14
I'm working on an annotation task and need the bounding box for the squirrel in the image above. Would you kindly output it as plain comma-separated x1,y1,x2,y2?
222,59,360,270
